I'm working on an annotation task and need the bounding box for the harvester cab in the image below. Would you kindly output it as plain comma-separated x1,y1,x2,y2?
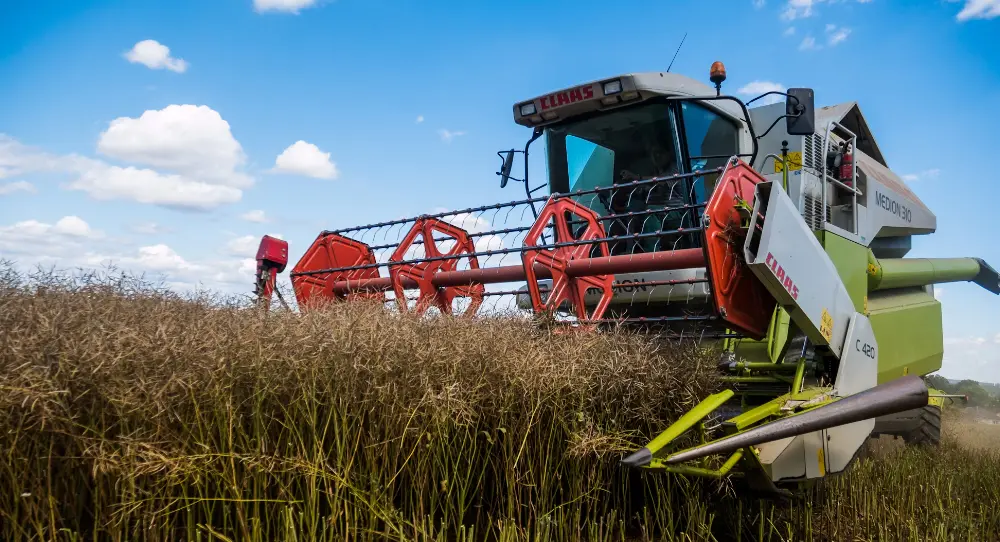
503,67,805,323
254,61,999,494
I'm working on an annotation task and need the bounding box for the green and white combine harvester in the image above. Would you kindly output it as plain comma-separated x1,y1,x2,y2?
254,61,998,494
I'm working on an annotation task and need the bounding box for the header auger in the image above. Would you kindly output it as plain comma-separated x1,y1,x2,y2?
254,62,999,495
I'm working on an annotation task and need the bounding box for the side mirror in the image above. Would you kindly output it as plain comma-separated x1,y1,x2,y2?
785,88,815,136
498,149,516,188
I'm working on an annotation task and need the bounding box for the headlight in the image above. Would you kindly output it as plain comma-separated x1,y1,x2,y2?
603,79,623,95
519,102,537,116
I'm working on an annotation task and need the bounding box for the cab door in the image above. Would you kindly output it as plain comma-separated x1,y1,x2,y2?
675,101,742,206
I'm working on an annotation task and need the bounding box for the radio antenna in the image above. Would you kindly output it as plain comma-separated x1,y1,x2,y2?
666,32,688,73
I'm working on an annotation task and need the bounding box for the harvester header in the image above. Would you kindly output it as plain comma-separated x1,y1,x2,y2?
255,61,997,494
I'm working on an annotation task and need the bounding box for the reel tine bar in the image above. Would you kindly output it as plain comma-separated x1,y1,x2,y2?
388,217,485,316
522,197,614,322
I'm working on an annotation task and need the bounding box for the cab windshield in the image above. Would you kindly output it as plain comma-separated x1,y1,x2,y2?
543,100,740,253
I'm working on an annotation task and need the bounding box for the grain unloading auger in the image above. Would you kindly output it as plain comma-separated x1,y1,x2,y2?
254,62,999,493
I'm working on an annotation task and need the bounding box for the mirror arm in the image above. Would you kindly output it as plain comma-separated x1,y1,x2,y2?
523,129,543,195
746,90,799,108
522,127,544,219
756,113,798,140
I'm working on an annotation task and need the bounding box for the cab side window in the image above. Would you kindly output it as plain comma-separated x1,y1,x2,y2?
680,102,740,202
681,102,739,161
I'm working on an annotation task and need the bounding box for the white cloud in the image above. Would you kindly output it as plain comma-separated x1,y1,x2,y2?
270,140,339,180
253,0,319,14
0,215,103,264
826,25,852,45
53,216,94,237
941,334,1000,383
97,104,250,188
779,0,871,21
753,0,766,8
738,81,786,95
1,103,251,210
95,244,261,292
434,208,516,264
124,40,188,73
438,210,493,234
901,168,941,182
69,165,242,210
0,135,78,179
438,129,466,143
0,215,263,295
128,244,199,273
205,258,259,287
0,181,35,195
781,0,815,21
474,234,505,254
737,81,786,105
225,235,258,257
240,210,269,223
953,0,1000,21
1,216,99,240
131,222,167,235
416,115,425,124
784,26,797,35
799,36,818,50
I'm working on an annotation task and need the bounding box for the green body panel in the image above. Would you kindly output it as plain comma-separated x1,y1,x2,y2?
731,341,770,363
816,231,869,313
927,387,946,409
725,398,782,430
867,254,981,291
866,288,943,383
731,307,793,364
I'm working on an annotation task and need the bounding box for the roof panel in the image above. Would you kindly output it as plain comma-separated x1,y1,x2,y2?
815,102,887,167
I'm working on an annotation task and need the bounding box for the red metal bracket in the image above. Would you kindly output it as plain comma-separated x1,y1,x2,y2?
702,159,777,339
291,233,383,309
254,235,289,310
522,197,614,323
388,217,485,316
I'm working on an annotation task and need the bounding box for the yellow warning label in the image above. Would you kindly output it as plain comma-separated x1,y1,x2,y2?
866,263,879,276
817,448,826,477
820,308,834,342
903,366,909,376
863,296,869,315
774,151,802,173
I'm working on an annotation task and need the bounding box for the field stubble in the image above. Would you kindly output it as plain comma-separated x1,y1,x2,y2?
0,262,998,541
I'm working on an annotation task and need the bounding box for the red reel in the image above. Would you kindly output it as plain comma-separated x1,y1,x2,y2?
291,233,383,309
522,197,614,323
388,217,485,316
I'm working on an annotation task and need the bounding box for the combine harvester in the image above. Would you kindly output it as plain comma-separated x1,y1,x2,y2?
253,62,997,494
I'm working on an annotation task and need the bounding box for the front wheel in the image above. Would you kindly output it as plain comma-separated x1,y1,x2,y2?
903,405,941,446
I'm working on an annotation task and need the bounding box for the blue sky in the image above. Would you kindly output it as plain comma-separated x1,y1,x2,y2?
2,0,1000,381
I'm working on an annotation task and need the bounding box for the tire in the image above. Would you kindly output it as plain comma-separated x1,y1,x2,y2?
903,405,941,446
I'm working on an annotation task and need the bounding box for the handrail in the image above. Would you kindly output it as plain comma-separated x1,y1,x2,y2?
821,120,859,235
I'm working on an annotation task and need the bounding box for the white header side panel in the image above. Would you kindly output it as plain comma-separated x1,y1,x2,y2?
833,314,878,397
823,313,879,474
744,181,855,357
